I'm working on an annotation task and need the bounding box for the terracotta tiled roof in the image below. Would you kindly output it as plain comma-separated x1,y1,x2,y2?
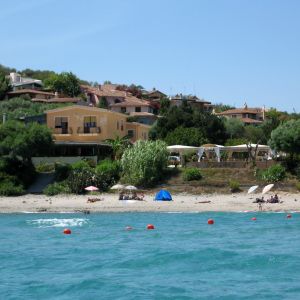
32,97,80,103
110,96,151,107
7,89,55,96
81,84,126,98
217,107,263,115
240,117,263,124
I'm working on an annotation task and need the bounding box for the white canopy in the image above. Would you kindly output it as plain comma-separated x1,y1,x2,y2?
167,145,199,153
225,144,270,150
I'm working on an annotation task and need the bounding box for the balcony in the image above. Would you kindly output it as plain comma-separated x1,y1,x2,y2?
77,127,101,135
52,127,73,135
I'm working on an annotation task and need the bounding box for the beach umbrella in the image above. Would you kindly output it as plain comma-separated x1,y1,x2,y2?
248,185,259,194
111,184,125,190
125,185,138,190
84,186,99,191
262,184,274,195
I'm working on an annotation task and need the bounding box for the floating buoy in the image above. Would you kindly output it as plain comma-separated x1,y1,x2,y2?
147,224,155,230
252,217,257,221
287,214,292,219
63,228,72,234
207,219,214,225
125,226,133,230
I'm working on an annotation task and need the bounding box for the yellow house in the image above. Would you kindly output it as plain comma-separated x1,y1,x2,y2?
45,105,151,144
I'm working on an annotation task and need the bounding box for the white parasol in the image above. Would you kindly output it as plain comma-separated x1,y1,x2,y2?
111,184,125,190
248,185,259,194
125,185,138,190
262,184,274,195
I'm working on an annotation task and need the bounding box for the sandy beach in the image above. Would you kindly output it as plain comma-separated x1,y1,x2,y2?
0,192,299,213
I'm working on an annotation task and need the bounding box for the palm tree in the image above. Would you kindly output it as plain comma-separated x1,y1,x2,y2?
106,136,131,160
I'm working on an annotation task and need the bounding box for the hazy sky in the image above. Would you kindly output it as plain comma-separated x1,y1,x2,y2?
1,0,299,112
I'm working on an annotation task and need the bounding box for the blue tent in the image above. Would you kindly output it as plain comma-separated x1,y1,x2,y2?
155,190,172,201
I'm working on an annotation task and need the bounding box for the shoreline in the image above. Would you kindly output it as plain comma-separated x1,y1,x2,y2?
0,192,299,213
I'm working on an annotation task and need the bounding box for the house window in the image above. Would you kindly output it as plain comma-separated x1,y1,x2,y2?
55,117,68,134
128,130,134,138
121,107,126,113
135,107,141,112
117,121,119,130
121,120,124,131
84,116,96,133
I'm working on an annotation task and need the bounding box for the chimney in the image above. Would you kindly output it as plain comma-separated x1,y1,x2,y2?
2,113,7,124
55,92,59,98
262,105,266,120
98,84,101,91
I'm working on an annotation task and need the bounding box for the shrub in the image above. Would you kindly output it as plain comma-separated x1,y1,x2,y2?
0,157,36,188
36,162,55,173
260,164,286,183
71,160,92,170
183,168,202,181
67,168,95,194
121,140,169,186
0,180,24,196
54,163,71,182
229,180,240,193
43,182,70,196
296,182,300,191
95,159,121,191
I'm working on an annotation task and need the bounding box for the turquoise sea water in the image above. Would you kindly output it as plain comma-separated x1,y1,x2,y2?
1,212,300,300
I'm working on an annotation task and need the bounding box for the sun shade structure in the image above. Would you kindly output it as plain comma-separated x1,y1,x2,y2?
84,186,99,191
155,190,172,201
248,185,259,194
262,184,274,195
167,145,199,153
111,184,125,190
125,185,138,190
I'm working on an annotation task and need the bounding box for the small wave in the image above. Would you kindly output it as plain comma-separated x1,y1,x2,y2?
27,218,89,228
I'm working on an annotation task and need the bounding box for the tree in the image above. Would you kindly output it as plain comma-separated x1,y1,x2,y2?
106,136,131,160
214,103,235,113
225,118,245,139
0,74,12,100
98,96,108,109
165,126,207,146
121,140,169,186
20,68,56,82
0,121,53,162
153,102,227,144
269,119,300,157
244,125,266,144
0,96,70,121
45,72,81,97
158,98,170,116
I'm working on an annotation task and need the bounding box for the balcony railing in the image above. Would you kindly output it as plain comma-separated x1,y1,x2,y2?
52,127,73,134
77,127,101,134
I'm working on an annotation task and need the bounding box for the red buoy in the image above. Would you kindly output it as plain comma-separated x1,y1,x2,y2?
207,219,214,225
125,226,133,230
287,214,292,219
252,217,257,221
63,228,72,234
147,224,155,230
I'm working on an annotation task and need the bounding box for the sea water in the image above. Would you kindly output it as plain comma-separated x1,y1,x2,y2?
1,212,300,300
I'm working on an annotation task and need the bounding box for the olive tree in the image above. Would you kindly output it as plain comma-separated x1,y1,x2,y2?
269,119,300,158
